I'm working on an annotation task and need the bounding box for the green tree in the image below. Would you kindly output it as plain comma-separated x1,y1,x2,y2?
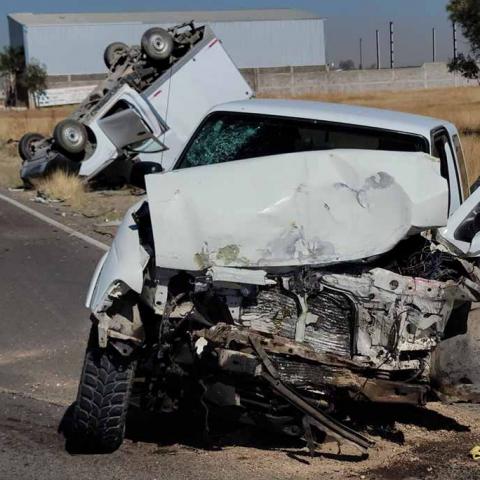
447,0,480,82
19,61,47,97
339,59,356,71
0,46,47,107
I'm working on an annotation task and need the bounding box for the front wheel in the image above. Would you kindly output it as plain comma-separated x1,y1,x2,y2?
67,329,136,453
53,119,87,155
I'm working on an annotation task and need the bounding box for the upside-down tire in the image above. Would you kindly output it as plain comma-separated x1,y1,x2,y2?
18,132,44,161
141,27,174,61
104,42,129,70
53,119,88,155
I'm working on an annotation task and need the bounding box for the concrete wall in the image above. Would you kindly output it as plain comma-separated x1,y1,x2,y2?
242,63,478,97
44,62,477,105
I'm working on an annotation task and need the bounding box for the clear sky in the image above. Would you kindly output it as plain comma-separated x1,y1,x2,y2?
1,0,469,68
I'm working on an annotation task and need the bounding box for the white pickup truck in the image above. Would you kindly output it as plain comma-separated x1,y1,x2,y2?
19,23,252,183
66,99,480,456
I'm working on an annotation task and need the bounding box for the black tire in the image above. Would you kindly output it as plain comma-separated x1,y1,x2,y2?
53,119,87,155
104,42,129,69
141,28,174,61
18,132,44,161
68,329,136,453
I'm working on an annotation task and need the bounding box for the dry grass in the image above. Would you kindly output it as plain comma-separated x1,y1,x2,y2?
1,86,480,201
277,87,480,133
264,86,480,181
36,171,87,209
0,142,22,188
0,106,74,140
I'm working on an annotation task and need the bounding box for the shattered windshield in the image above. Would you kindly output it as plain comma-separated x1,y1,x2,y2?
176,111,429,169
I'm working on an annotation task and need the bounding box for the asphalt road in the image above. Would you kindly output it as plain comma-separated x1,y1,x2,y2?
2,193,480,480
0,196,97,404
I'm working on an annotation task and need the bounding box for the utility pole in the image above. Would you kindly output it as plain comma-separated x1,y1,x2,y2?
359,37,363,69
376,29,380,69
452,21,458,60
389,21,395,69
432,27,436,62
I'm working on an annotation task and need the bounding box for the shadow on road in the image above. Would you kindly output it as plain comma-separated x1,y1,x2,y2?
343,401,470,445
58,399,470,460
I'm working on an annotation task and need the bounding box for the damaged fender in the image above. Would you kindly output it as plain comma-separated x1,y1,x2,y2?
86,201,150,313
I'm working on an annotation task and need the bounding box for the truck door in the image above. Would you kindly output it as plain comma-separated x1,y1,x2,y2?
433,127,480,256
438,185,480,256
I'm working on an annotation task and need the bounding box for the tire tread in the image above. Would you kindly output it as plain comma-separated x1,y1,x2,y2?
71,341,135,453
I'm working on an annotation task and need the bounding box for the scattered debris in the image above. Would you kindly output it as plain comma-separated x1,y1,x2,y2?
31,192,61,204
470,445,480,460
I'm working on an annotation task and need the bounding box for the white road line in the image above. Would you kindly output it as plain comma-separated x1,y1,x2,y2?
0,192,109,252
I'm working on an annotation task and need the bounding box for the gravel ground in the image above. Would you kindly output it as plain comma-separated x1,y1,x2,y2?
2,391,480,480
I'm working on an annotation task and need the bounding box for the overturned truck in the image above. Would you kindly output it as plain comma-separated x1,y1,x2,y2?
66,100,480,456
19,22,252,184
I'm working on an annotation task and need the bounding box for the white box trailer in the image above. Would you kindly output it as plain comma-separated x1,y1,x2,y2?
20,23,253,183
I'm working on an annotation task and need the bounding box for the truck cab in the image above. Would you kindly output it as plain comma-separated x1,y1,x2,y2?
169,99,469,212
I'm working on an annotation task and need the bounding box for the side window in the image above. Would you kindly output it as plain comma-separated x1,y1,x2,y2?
431,131,449,176
432,128,462,212
177,112,430,170
182,118,263,167
452,134,470,199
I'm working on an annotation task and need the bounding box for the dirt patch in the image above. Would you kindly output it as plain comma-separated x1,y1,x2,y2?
3,186,142,243
6,389,480,480
362,403,480,480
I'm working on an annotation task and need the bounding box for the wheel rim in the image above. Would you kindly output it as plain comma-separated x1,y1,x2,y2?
64,126,83,147
149,34,170,56
112,46,126,61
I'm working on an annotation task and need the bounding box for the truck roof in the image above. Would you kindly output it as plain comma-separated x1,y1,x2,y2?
211,99,452,140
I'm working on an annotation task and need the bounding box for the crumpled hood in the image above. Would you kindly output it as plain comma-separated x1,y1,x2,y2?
145,149,448,271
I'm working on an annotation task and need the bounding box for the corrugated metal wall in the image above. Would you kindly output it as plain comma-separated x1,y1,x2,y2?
8,17,24,49
15,19,325,75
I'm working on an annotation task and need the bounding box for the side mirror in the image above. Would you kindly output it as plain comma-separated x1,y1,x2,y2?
129,161,163,190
